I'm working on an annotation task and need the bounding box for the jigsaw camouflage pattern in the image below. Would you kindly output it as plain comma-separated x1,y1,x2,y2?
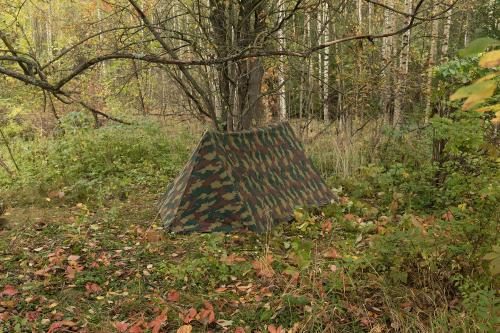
159,122,334,233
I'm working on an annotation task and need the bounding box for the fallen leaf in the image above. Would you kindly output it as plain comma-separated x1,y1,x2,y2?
65,266,76,280
369,324,384,333
48,248,65,265
234,327,246,333
252,255,274,278
197,301,216,324
114,321,129,332
321,220,333,233
323,248,342,259
26,310,41,322
35,267,52,277
343,213,357,222
47,320,77,333
442,210,454,221
0,285,18,297
179,307,197,324
145,230,165,242
148,310,167,333
222,253,246,265
85,283,102,294
177,325,193,333
167,289,180,302
216,319,233,328
67,255,80,262
129,319,146,333
267,324,284,333
0,300,16,308
401,301,412,310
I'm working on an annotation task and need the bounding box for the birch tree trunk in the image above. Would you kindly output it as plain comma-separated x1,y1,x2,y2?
463,11,469,46
277,0,287,121
322,2,331,125
97,3,107,76
357,0,363,30
424,12,440,122
46,1,53,57
368,2,373,35
393,0,413,128
441,3,453,60
382,0,395,120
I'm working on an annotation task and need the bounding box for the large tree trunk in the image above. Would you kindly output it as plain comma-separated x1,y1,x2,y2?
209,0,233,130
236,1,267,130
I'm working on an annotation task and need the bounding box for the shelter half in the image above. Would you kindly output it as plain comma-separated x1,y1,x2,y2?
159,122,334,233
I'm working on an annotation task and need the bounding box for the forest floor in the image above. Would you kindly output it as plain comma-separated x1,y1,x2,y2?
0,186,468,333
0,123,497,333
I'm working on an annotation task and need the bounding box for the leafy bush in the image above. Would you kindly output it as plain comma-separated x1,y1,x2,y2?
335,53,499,329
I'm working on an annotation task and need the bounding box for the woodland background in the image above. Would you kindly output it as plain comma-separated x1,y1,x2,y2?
0,0,499,332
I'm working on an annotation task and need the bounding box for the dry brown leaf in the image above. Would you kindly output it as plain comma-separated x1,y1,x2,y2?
47,320,76,333
167,289,180,302
148,309,167,333
252,255,274,278
323,248,341,259
267,324,284,333
197,300,216,324
0,284,18,297
222,253,247,265
321,220,333,233
84,282,102,294
442,210,454,221
145,230,165,242
179,307,197,324
129,319,146,333
114,321,129,332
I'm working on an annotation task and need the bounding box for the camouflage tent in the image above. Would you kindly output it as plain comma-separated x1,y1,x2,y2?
159,122,333,233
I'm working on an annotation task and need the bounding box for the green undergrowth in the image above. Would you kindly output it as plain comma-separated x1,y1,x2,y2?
0,121,195,205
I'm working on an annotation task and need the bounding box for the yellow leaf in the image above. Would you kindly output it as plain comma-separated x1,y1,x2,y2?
451,80,497,110
476,71,500,82
293,210,304,221
177,325,193,333
451,80,496,101
479,50,500,68
474,104,500,113
492,111,500,125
